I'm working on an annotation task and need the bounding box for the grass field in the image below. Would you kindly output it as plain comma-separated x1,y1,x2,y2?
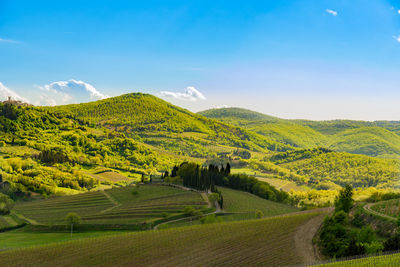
220,187,298,216
370,199,400,218
317,252,400,266
13,185,207,226
0,212,319,266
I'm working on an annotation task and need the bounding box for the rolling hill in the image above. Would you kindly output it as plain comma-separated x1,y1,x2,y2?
199,107,400,158
46,93,293,157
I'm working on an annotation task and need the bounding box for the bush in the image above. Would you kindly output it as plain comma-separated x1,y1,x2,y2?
0,193,14,215
255,210,264,219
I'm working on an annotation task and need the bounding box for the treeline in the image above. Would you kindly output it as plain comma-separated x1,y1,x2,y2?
165,162,291,204
270,147,332,164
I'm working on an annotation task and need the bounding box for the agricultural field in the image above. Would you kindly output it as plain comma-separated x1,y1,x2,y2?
257,177,309,192
12,185,207,226
0,212,320,266
370,198,400,218
0,214,24,230
317,252,400,266
0,230,123,250
219,187,298,216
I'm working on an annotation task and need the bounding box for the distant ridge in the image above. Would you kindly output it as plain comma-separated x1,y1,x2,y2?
199,107,400,158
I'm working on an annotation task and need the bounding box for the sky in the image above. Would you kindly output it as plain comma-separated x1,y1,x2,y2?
1,0,400,121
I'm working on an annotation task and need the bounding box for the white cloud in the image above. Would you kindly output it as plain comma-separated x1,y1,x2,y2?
37,79,109,106
326,9,338,16
0,37,18,43
398,10,400,15
215,104,230,109
393,35,400,43
159,86,206,101
0,82,28,102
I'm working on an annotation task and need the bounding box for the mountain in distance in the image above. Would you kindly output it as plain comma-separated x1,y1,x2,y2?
199,107,400,158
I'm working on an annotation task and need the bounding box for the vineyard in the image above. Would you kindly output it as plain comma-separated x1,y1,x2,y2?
0,212,320,266
317,252,400,266
219,187,298,215
13,185,207,226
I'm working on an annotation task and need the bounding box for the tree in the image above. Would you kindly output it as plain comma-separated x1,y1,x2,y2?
65,212,81,237
255,209,264,219
0,193,14,215
334,184,354,213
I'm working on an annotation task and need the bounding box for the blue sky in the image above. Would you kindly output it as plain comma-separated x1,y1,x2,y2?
1,0,400,120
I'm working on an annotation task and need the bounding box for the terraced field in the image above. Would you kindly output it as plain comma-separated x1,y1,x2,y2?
370,198,400,218
14,191,114,225
13,185,207,226
0,212,320,266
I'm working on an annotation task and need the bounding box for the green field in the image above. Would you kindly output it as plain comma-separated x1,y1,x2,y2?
13,185,207,226
219,187,298,216
318,252,400,266
0,212,319,266
0,214,24,230
0,230,123,250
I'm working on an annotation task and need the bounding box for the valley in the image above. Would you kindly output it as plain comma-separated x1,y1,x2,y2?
1,94,400,266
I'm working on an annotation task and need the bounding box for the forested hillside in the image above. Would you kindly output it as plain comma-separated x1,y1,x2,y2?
200,107,400,158
47,94,292,157
0,102,178,197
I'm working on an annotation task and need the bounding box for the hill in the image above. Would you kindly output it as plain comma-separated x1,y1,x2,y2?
199,108,326,148
0,212,323,266
47,94,293,157
199,107,400,158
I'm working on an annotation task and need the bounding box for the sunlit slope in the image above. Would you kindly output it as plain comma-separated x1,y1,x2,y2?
328,127,400,157
199,108,329,148
47,94,292,153
200,107,400,158
0,212,320,267
271,148,400,188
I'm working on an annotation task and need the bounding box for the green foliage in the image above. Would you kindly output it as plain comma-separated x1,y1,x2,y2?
255,209,264,218
48,93,291,155
65,212,81,226
183,206,202,217
200,214,222,224
200,107,400,158
275,149,400,188
0,193,14,215
335,185,354,213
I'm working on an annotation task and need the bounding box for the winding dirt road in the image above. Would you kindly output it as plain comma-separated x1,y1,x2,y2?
294,208,333,264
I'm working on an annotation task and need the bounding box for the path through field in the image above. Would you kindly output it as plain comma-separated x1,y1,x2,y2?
294,208,333,264
363,202,397,221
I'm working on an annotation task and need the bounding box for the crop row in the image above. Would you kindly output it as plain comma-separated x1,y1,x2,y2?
0,212,318,266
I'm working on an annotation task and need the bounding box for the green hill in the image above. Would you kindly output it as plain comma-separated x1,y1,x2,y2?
270,148,400,189
200,107,400,158
47,94,292,157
